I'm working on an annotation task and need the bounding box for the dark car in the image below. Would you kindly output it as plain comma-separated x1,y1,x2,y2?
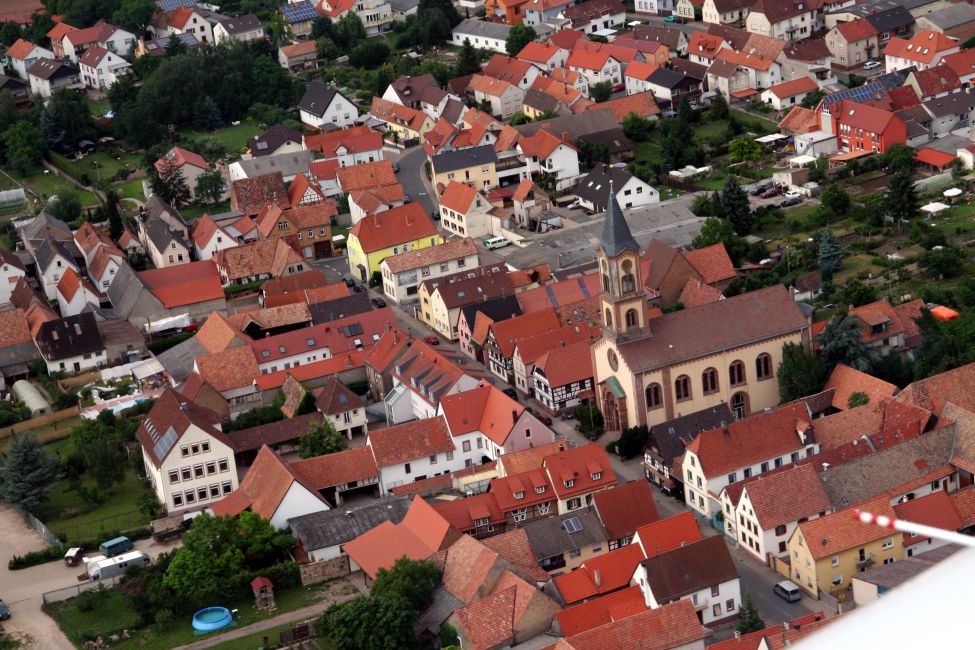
402,193,411,204
750,184,770,196
352,285,366,293
371,297,387,308
502,387,518,400
392,162,400,173
0,599,10,621
424,335,440,345
563,411,575,420
780,196,802,207
761,186,782,199
344,277,356,287
537,413,553,425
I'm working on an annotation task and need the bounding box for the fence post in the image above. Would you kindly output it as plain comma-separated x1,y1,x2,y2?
14,506,64,549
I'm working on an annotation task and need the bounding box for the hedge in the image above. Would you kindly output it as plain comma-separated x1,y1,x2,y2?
224,279,264,298
47,152,91,187
147,332,194,354
8,526,152,570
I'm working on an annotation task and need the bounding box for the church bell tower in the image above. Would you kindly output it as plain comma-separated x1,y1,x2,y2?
597,182,650,342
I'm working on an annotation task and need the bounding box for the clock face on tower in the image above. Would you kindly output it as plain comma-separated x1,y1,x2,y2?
607,348,618,371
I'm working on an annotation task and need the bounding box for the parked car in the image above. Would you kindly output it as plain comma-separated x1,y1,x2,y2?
352,285,366,293
0,598,9,620
563,411,575,420
665,15,687,23
750,184,770,196
537,413,553,425
773,580,802,603
402,193,411,204
611,82,625,92
864,60,882,70
761,186,783,199
344,277,356,287
502,387,518,400
371,298,387,308
391,162,400,173
784,190,801,200
780,196,802,207
424,335,440,345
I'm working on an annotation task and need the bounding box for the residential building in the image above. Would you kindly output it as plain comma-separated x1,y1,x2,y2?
151,5,214,42
469,74,526,121
524,508,609,574
381,237,479,305
533,339,596,413
682,402,819,520
34,237,80,301
382,73,457,121
458,296,524,361
907,66,963,101
745,0,817,43
137,389,239,513
761,76,819,110
255,202,335,260
55,268,100,317
305,125,384,167
0,251,26,304
289,496,410,561
61,21,135,62
703,0,752,25
557,600,705,650
154,146,210,201
922,92,975,136
630,24,688,57
917,4,975,41
4,38,53,79
826,18,879,70
107,261,227,328
687,32,730,66
451,18,511,53
213,14,264,43
278,1,318,40
419,266,514,340
518,129,580,191
518,41,570,73
566,50,622,90
632,535,740,625
141,211,192,269
831,100,907,154
298,82,358,128
0,74,29,107
315,377,367,439
811,298,924,357
213,238,306,285
485,309,560,384
190,214,237,261
278,40,319,72
228,150,314,184
591,480,659,550
318,0,394,36
0,308,40,382
346,203,441,283
248,124,305,158
893,490,966,558
369,96,435,142
560,0,626,34
431,145,499,192
26,58,80,99
366,416,459,493
885,29,960,73
35,313,106,374
575,164,659,211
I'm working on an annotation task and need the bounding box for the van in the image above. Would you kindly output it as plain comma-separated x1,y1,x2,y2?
84,551,150,581
484,236,510,250
773,580,802,602
99,536,134,557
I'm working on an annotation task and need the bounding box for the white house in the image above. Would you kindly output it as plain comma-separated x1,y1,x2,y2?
702,0,751,25
367,416,464,494
213,14,265,44
34,313,107,374
88,246,123,292
746,0,817,43
721,463,832,563
137,388,240,514
315,377,368,439
5,39,54,79
575,164,659,211
635,0,673,15
298,82,358,129
56,268,100,317
438,180,494,240
885,30,960,74
61,22,136,62
381,237,480,305
632,535,741,626
78,45,131,90
682,402,819,521
451,18,511,53
761,76,819,111
26,59,81,100
517,41,569,73
35,237,80,301
517,129,581,191
384,342,484,424
191,214,238,261
0,251,27,304
566,50,622,89
468,74,526,121
151,6,214,43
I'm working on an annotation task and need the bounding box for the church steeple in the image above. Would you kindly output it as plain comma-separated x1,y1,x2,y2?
597,182,650,342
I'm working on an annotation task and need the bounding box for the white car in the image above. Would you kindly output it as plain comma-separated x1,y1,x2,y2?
784,191,801,200
864,60,882,70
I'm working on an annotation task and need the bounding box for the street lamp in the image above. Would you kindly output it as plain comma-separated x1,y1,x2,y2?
93,160,101,190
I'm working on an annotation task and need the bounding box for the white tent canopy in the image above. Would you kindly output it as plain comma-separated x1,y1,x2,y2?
922,202,950,214
755,133,786,144
789,155,817,167
944,188,963,198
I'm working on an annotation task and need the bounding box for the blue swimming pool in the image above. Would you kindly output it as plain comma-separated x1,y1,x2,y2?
192,607,232,632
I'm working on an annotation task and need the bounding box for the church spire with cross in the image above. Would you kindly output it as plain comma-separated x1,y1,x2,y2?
597,181,650,342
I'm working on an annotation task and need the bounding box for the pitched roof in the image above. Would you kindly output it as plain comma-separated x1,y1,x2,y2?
591,480,659,542
741,463,832,530
482,54,536,84
433,492,506,535
335,159,397,194
314,376,363,415
893,489,963,545
288,496,411,551
518,41,564,64
47,21,78,43
369,96,428,133
230,172,289,214
248,124,303,157
567,48,613,71
556,585,646,638
765,76,818,99
586,91,660,122
0,308,32,348
640,535,737,601
348,202,437,254
453,570,543,650
685,402,810,477
777,106,821,134
895,362,975,415
554,542,645,605
883,30,958,64
367,415,454,467
912,65,961,97
136,388,224,467
811,398,930,451
195,345,259,393
543,443,616,499
633,511,702,557
214,238,303,282
797,496,895,559
523,507,608,562
823,363,898,411
35,313,103,361
941,48,975,79
535,339,595,388
5,38,42,60
682,243,736,285
212,445,326,519
438,180,479,214
558,599,704,650
291,445,379,490
225,411,323,453
305,125,382,157
488,308,560,358
439,382,524,446
498,440,567,475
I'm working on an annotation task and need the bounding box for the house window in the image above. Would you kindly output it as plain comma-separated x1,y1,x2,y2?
832,575,843,586
756,353,773,380
702,368,719,394
218,459,229,472
197,487,208,501
463,440,471,452
882,537,893,549
646,383,662,409
474,517,489,527
591,472,602,481
728,472,737,483
515,491,525,499
201,441,210,453
181,468,192,481
222,481,232,494
775,524,787,536
567,497,582,510
191,444,200,455
535,485,546,494
447,451,454,461
210,484,220,498
726,599,735,612
181,446,189,457
831,555,839,566
429,454,437,464
711,585,720,597
205,461,216,475
194,464,204,478
565,479,575,488
675,375,691,401
169,470,179,484
536,502,550,515
173,493,183,506
184,490,196,504
513,508,528,522
405,463,412,474
729,360,745,386
713,604,722,617
477,438,483,449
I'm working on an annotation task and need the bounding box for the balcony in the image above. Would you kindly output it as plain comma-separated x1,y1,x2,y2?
856,552,875,568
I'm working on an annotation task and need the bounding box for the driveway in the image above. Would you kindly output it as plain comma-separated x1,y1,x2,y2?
0,506,181,649
395,147,436,217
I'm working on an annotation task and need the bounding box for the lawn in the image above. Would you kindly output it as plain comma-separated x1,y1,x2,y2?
115,178,147,201
633,141,662,166
181,199,230,220
730,108,778,133
207,622,335,650
78,150,143,184
50,582,327,650
15,168,99,206
35,469,149,542
0,416,82,453
180,123,262,152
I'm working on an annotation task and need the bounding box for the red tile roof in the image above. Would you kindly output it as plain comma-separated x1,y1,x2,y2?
363,326,409,373
742,463,832,531
0,308,32,347
558,599,704,650
73,221,114,258
765,76,818,100
369,96,429,134
542,443,617,500
941,48,975,79
518,41,564,64
586,91,660,122
136,388,225,467
949,487,975,526
195,345,259,393
498,440,568,476
56,266,82,302
5,38,40,61
884,30,958,64
823,363,898,411
709,612,832,650
291,446,379,490
212,444,326,519
632,511,703,557
348,202,438,253
798,496,896,560
138,260,224,308
314,376,363,415
154,146,208,174
895,362,975,415
454,570,542,650
912,65,961,97
835,17,877,42
518,129,573,159
433,492,506,536
248,308,391,361
893,489,963,546
304,125,382,157
591,480,659,542
439,382,524,446
535,339,595,389
517,273,602,314
554,543,646,605
254,349,368,391
567,49,613,71
469,73,517,98
482,54,536,85
47,21,78,43
489,308,560,358
439,179,479,214
434,533,502,604
556,585,646,637
490,467,555,512
687,31,727,59
778,106,820,133
230,172,289,215
682,243,736,285
367,415,454,467
684,401,811,477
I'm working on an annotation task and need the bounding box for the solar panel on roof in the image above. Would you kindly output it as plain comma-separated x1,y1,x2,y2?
157,0,195,11
564,516,583,533
821,82,884,107
281,1,320,22
153,427,179,462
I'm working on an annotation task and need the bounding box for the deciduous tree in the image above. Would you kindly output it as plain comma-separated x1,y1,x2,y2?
1,121,46,174
0,434,61,512
371,558,441,611
506,23,536,57
777,342,827,403
299,418,348,458
589,81,613,103
195,169,224,205
728,137,761,164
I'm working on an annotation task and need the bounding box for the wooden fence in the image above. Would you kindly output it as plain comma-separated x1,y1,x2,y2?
59,371,101,389
0,406,81,440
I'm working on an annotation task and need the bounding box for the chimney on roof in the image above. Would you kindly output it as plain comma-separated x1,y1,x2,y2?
512,409,518,424
734,631,741,640
822,462,830,472
783,622,790,632
179,402,188,411
593,569,601,587
562,131,569,143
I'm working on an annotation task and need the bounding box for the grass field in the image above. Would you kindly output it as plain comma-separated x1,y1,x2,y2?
50,582,326,650
14,168,99,206
0,416,82,453
35,469,149,541
180,123,262,152
207,621,335,650
180,200,230,220
115,178,147,201
79,150,143,184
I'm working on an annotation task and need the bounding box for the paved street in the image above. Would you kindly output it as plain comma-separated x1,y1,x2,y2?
625,13,708,36
395,146,437,217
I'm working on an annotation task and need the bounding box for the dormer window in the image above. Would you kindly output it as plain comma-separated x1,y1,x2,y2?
591,472,602,481
474,517,489,527
535,485,546,494
565,479,575,488
514,491,525,499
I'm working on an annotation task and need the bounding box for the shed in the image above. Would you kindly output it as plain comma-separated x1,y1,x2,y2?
12,380,52,416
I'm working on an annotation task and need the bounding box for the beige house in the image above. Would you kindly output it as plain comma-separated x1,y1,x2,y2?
438,180,494,239
418,269,512,340
431,145,499,194
703,0,752,25
745,0,817,43
825,19,879,70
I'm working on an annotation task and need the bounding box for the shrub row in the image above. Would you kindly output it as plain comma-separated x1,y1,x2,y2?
8,526,152,570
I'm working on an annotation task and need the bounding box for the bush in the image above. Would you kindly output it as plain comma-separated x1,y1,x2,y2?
8,546,63,570
147,331,194,354
224,278,264,297
75,585,107,612
616,425,649,459
573,405,603,439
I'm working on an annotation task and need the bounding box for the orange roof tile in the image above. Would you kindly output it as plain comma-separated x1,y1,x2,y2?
433,492,506,535
716,47,776,71
336,159,397,193
542,443,616,500
883,30,958,65
633,511,703,557
741,463,832,531
554,543,646,605
823,364,898,411
535,339,594,388
797,496,895,559
812,398,929,451
514,322,596,364
468,73,517,98
591,480,659,541
47,21,78,42
73,221,115,257
254,350,368,391
941,48,975,79
5,38,40,61
560,599,704,650
893,490,963,545
435,533,502,603
194,311,249,354
566,48,613,71
154,146,208,174
348,202,437,253
291,446,379,489
195,345,259,393
367,415,454,467
778,106,820,133
687,31,727,59
305,124,382,157
280,39,318,57
0,308,32,347
709,612,832,650
490,467,555,512
439,180,480,213
765,76,818,99
489,308,560,357
678,278,722,309
682,243,736,284
556,585,646,637
949,487,975,526
482,54,536,84
498,440,566,475
518,41,564,64
622,60,657,81
370,96,429,134
56,266,82,302
586,91,660,121
454,571,542,650
835,17,877,42
895,362,975,415
190,213,227,250
440,382,524,446
138,260,224,308
212,445,326,519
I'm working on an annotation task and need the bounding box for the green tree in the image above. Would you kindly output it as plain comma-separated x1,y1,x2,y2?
29,11,55,44
326,593,418,650
311,15,335,40
1,121,46,174
0,90,18,135
615,425,649,459
707,90,728,120
506,23,536,57
40,88,97,150
195,169,224,205
717,176,752,235
107,74,139,113
70,419,126,489
456,38,481,76
691,193,715,217
817,226,842,281
622,112,653,142
316,35,339,61
777,342,827,402
848,391,869,408
885,143,915,174
350,39,391,68
299,418,348,458
839,279,877,308
913,309,975,379
737,592,765,634
799,88,826,109
590,81,613,103
51,188,82,223
920,246,964,279
192,95,224,131
886,171,918,226
371,558,441,611
509,112,531,125
164,516,247,606
0,21,22,46
820,184,850,216
165,33,187,56
106,190,124,239
692,217,748,266
728,137,761,164
872,350,913,387
335,12,367,49
113,0,156,33
153,157,192,207
816,313,873,371
0,434,61,512
576,138,610,170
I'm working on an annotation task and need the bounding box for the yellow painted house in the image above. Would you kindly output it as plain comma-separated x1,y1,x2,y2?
346,203,442,283
431,144,499,193
786,498,904,598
